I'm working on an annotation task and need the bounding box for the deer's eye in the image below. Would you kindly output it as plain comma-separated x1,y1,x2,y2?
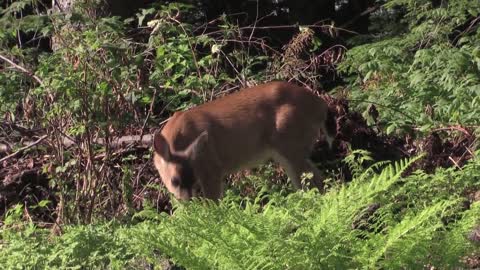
172,177,181,187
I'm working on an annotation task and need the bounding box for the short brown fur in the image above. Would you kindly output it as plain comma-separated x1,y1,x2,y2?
153,81,335,200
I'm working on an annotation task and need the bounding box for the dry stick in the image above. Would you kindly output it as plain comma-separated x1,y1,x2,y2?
464,138,477,158
452,15,480,45
448,156,462,170
140,87,157,139
205,23,358,36
339,5,381,30
221,39,279,54
348,98,417,123
0,54,44,85
248,0,260,47
431,125,472,137
456,141,475,167
220,50,242,81
0,135,47,163
24,203,34,224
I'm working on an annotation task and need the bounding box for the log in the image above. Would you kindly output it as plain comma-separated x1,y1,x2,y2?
0,134,154,155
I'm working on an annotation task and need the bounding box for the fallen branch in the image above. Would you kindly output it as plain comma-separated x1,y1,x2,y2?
0,134,154,154
0,54,44,85
431,125,472,137
0,135,47,163
93,134,154,148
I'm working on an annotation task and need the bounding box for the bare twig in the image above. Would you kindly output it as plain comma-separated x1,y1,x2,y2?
448,156,462,170
464,138,477,157
24,203,33,223
248,0,260,43
204,23,359,38
220,50,241,80
453,15,480,45
168,16,202,78
340,5,381,29
0,135,47,163
140,87,157,138
221,39,279,54
0,54,43,85
348,98,417,123
430,125,472,137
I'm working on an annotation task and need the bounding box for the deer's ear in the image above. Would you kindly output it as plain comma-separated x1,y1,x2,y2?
186,131,208,160
153,131,171,160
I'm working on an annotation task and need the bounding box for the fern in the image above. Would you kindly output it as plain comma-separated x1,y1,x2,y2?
362,200,458,268
1,155,478,269
131,155,423,269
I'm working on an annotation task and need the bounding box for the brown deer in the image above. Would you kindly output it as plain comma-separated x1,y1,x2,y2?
153,81,336,200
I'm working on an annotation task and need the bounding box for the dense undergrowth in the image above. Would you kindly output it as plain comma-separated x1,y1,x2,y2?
1,153,479,269
339,0,480,135
1,0,480,269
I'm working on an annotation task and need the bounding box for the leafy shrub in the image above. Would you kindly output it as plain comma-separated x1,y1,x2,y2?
339,0,480,134
0,2,279,223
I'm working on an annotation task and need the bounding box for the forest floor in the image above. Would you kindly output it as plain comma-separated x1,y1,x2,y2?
1,96,477,221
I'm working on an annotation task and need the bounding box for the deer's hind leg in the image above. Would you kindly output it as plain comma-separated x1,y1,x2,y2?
271,107,325,190
273,152,325,191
